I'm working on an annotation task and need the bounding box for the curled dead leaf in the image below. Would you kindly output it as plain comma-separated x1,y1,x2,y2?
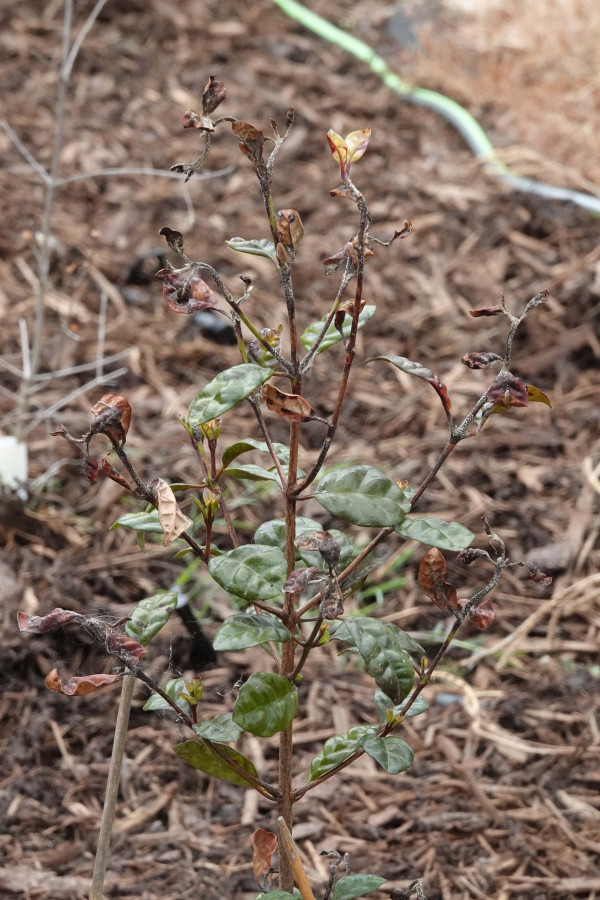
90,394,132,447
153,478,193,546
261,383,315,423
45,668,121,696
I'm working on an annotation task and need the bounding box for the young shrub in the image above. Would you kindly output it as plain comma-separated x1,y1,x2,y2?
19,76,552,899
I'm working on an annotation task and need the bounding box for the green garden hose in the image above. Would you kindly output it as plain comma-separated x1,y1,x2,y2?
271,0,600,216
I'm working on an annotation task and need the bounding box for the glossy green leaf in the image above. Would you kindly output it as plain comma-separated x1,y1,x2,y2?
358,734,414,774
214,614,292,651
222,438,290,468
188,364,272,427
332,874,387,900
111,509,162,534
374,688,429,723
301,305,376,354
174,738,258,788
224,463,281,483
395,517,474,551
125,591,178,646
315,465,410,527
308,725,375,781
254,517,354,569
333,618,424,657
233,672,298,737
208,545,286,602
226,236,278,265
193,713,243,743
339,617,415,704
143,677,190,714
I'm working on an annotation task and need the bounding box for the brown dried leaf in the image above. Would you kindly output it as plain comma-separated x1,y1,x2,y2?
469,305,504,318
261,384,315,423
153,478,193,546
202,74,226,116
232,121,265,162
101,456,132,490
252,828,277,889
45,668,121,696
159,225,185,255
418,548,458,612
283,567,320,594
161,272,219,314
90,394,132,447
462,351,503,369
182,108,214,132
276,209,304,250
17,608,82,633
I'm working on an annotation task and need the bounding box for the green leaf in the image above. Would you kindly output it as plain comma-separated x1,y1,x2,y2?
332,874,387,900
301,305,376,354
143,677,190,714
233,672,298,737
208,545,287,602
374,688,429,723
308,725,375,781
174,738,258,788
526,384,552,407
315,465,410,527
358,733,414,775
222,438,290,468
125,591,178,646
214,614,293,651
339,617,415,704
193,713,243,742
395,517,474,551
254,517,354,569
332,618,424,657
224,463,281,483
111,509,162,534
226,236,278,265
188,364,272,427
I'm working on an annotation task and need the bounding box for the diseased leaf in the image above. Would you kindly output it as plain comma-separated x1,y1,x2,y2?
225,237,278,265
193,713,243,743
524,289,550,313
366,355,451,415
161,272,219,315
153,478,193,546
332,875,386,900
208,545,287,602
396,517,474,551
254,517,354,569
233,672,298,737
261,384,316,423
189,364,272,426
470,305,504,317
125,591,178,646
301,305,376,354
338,617,415,704
174,738,258,788
461,351,503,370
232,121,265,162
315,465,410,527
213,614,292,651
46,668,121,696
202,74,226,116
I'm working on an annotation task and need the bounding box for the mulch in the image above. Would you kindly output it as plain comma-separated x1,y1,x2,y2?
1,1,600,898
